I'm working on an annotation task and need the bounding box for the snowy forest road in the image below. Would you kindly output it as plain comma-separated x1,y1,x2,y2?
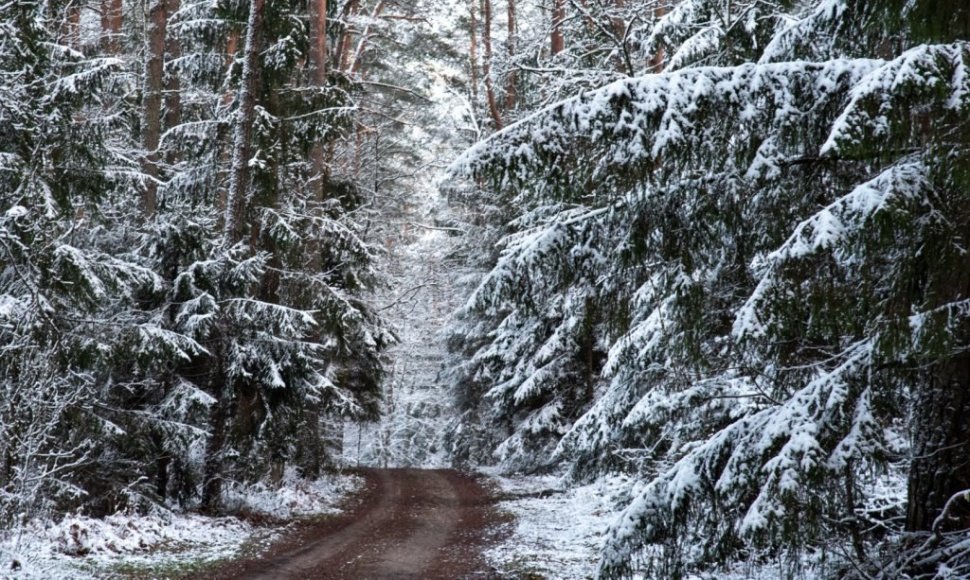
206,468,502,579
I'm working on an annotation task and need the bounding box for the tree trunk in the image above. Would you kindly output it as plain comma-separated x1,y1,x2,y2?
223,0,265,246
647,1,668,72
469,0,479,104
481,0,502,129
309,0,329,202
153,434,170,501
907,352,970,532
142,0,166,217
61,5,81,48
101,0,123,52
217,29,241,219
347,0,385,75
610,0,624,40
550,0,564,55
336,0,360,72
505,0,516,110
203,0,265,513
201,338,231,512
164,0,182,134
310,0,328,84
201,390,230,511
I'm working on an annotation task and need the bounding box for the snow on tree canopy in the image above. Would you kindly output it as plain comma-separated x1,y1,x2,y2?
446,2,970,571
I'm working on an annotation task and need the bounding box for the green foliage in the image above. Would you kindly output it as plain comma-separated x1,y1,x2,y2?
0,0,390,523
448,0,970,576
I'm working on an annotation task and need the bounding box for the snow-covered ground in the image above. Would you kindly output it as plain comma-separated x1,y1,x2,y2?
482,469,635,579
0,470,362,579
480,469,859,580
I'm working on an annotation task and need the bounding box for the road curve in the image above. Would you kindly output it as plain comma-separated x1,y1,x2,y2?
205,468,499,580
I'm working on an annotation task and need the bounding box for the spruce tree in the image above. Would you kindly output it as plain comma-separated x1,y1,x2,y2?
448,0,970,576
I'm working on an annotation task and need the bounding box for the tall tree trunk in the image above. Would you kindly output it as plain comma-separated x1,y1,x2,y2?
101,0,123,52
550,0,564,55
61,3,81,48
151,431,170,501
142,0,166,217
907,352,970,532
468,0,479,104
216,29,241,218
647,1,668,72
906,206,970,535
203,0,265,513
481,0,502,129
223,0,265,246
309,0,329,202
201,369,230,511
336,0,360,72
163,0,182,134
347,0,385,74
505,0,516,110
310,0,328,83
610,0,624,40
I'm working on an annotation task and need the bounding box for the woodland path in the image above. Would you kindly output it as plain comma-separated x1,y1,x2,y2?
205,468,503,579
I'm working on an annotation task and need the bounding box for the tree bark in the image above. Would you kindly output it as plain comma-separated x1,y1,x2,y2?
550,0,564,55
223,0,265,246
61,3,81,48
142,0,166,217
201,386,230,511
907,351,970,532
310,0,328,84
101,0,123,52
505,0,516,110
335,0,360,72
610,0,624,40
468,0,479,104
481,0,502,129
647,1,668,72
309,0,329,202
216,29,241,219
163,0,182,134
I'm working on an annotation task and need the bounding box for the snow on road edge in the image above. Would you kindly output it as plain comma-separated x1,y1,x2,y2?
479,469,634,579
0,470,362,579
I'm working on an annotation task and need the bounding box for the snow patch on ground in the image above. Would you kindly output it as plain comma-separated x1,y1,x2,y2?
0,471,362,579
224,468,363,519
0,512,257,579
479,469,845,579
482,469,634,579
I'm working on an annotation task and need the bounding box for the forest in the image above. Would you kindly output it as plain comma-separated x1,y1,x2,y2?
1,0,970,577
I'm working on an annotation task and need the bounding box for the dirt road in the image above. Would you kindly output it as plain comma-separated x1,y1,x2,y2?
206,468,501,580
